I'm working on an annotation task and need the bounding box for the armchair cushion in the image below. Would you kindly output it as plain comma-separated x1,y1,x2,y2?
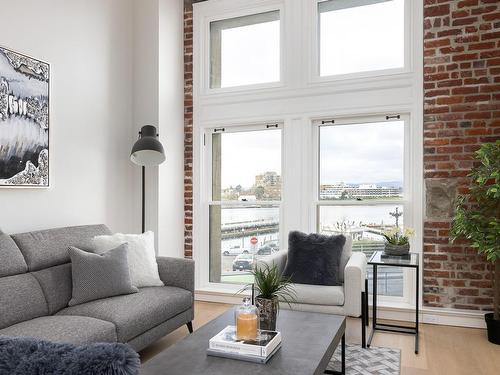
289,283,344,306
283,231,345,286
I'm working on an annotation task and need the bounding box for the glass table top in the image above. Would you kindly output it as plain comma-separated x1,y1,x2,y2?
368,251,419,267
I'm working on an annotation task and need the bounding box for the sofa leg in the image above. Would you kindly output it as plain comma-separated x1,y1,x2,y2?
186,321,193,334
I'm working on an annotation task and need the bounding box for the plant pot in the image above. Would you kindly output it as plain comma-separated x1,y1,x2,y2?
384,243,410,256
255,295,279,331
485,313,500,345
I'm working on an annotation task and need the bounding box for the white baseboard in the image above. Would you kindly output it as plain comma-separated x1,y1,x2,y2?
195,290,487,329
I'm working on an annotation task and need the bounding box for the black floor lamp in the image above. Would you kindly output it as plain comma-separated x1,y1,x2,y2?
130,125,166,233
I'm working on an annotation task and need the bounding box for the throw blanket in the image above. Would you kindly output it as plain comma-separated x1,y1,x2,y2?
0,336,140,375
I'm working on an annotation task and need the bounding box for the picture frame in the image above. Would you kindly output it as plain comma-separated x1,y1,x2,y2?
0,45,50,188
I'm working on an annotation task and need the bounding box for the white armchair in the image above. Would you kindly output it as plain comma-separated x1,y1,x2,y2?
257,237,368,346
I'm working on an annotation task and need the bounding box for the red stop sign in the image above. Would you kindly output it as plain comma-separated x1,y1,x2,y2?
250,236,258,245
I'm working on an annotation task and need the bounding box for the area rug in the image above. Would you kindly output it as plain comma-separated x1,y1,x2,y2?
327,344,401,375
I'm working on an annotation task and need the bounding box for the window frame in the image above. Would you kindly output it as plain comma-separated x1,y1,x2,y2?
311,114,413,304
200,1,286,95
201,122,285,292
307,0,412,85
192,0,424,311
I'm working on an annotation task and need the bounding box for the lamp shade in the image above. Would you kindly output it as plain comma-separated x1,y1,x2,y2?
130,125,166,166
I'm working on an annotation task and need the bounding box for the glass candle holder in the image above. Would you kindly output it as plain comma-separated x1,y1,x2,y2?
235,297,259,340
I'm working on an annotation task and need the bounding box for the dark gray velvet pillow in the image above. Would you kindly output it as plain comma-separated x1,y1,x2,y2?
68,244,138,306
283,231,346,286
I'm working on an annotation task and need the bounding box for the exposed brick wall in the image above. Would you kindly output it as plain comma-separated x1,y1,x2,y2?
423,0,500,310
184,3,193,259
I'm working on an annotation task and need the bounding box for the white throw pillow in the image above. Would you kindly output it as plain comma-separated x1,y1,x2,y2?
93,231,163,288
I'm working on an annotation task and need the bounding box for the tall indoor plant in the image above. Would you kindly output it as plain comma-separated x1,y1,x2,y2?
240,263,296,331
450,140,500,344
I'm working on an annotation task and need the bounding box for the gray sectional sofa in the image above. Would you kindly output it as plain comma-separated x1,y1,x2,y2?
0,224,194,352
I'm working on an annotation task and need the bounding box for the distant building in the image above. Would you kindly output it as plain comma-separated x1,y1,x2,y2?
255,171,281,187
320,183,402,200
254,171,281,200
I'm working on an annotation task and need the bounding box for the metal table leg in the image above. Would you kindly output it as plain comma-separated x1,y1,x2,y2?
367,265,377,348
415,264,419,354
341,333,345,374
365,278,369,327
324,333,346,375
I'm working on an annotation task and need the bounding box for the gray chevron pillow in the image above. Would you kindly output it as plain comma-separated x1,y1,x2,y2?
68,244,138,306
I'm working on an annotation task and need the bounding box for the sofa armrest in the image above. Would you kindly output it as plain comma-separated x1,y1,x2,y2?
255,251,288,274
343,252,367,317
156,257,195,294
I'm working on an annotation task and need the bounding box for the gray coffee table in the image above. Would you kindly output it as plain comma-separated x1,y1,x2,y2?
141,309,346,375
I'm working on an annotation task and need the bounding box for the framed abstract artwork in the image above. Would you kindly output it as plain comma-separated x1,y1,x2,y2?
0,46,50,187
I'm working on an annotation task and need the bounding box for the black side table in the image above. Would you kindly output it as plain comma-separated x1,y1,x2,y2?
367,251,420,354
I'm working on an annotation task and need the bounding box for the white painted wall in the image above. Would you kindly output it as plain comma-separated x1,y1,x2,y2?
132,0,161,241
158,0,186,258
0,0,186,254
0,0,137,234
132,0,186,256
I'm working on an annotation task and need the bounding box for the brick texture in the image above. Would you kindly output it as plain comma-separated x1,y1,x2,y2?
184,3,193,259
183,1,500,311
423,0,499,310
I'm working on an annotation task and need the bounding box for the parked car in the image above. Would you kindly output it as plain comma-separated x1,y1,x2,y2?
232,254,255,271
256,244,279,256
222,245,250,256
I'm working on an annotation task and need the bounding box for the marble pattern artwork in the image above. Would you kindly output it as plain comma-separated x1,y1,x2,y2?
0,46,49,187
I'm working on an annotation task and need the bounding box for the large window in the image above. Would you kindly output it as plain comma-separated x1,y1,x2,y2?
317,118,406,296
318,0,405,77
208,126,282,284
210,10,280,89
193,0,422,307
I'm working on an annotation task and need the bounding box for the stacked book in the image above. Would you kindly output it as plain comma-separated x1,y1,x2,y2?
207,326,282,364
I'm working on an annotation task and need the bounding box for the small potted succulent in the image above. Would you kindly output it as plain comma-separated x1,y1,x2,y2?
450,141,499,344
240,263,296,331
382,227,415,256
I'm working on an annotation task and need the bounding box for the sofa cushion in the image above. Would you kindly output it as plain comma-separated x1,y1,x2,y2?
93,231,163,288
286,283,344,306
0,274,48,329
11,224,111,271
0,233,28,277
283,231,345,286
0,315,117,345
57,286,193,342
69,244,138,306
32,263,73,314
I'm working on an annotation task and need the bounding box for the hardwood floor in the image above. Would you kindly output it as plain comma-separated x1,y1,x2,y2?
140,301,500,374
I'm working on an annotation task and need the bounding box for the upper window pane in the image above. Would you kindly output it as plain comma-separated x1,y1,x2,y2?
319,0,405,77
212,128,282,201
319,121,404,201
210,11,280,88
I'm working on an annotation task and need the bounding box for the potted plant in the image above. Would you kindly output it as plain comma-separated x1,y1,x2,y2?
450,140,500,345
382,227,415,256
240,263,296,331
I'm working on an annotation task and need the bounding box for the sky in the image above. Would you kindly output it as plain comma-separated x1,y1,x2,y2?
219,19,280,88
220,129,281,189
218,121,404,189
320,121,404,185
320,0,405,76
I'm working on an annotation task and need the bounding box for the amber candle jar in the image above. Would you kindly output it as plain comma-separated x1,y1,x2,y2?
235,297,259,340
